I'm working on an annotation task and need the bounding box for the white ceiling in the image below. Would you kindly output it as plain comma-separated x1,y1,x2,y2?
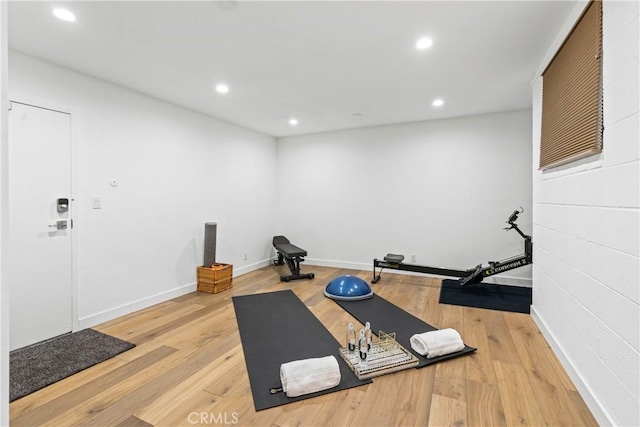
8,1,576,137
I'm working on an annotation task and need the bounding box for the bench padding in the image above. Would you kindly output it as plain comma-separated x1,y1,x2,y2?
274,242,307,258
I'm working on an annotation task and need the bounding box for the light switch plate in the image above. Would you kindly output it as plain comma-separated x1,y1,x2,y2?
92,196,102,209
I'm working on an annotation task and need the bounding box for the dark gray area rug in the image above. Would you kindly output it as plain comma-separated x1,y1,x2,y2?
439,279,532,313
10,328,135,401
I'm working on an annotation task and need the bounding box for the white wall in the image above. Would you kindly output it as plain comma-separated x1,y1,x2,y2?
531,1,640,425
276,110,533,285
0,2,10,424
8,51,277,328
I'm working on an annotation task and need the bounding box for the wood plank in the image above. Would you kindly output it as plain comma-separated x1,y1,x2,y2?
153,387,251,427
10,346,177,427
350,371,402,426
483,310,522,364
494,360,547,426
95,300,177,333
202,380,255,424
135,344,245,424
201,351,248,397
433,358,467,403
427,393,467,427
271,394,327,427
504,312,576,390
75,334,242,426
566,389,600,427
109,339,168,363
465,380,507,427
9,355,127,418
9,266,596,427
116,415,154,427
158,305,238,350
310,386,368,426
505,313,599,426
387,364,435,427
126,300,228,346
421,279,444,327
402,280,434,320
97,302,206,341
231,401,283,427
433,299,467,403
463,307,498,384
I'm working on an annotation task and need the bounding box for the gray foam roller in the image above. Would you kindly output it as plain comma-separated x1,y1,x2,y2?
204,222,217,266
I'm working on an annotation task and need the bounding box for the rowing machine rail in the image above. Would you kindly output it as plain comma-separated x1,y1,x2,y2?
372,208,532,286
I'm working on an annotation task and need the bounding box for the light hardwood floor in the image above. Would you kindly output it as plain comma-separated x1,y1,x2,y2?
10,265,598,426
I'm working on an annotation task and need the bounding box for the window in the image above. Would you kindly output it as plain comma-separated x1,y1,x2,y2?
540,0,603,170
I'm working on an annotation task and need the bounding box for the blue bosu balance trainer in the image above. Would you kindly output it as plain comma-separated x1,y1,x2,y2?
324,275,373,301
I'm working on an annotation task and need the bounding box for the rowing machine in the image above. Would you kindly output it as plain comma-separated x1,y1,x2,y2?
372,208,532,286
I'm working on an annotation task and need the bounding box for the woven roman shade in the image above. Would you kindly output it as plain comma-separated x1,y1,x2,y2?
540,0,603,170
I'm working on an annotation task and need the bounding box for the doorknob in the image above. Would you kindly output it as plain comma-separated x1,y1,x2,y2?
48,220,67,230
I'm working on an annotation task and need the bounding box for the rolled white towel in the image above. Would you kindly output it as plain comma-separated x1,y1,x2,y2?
410,328,465,359
279,355,341,397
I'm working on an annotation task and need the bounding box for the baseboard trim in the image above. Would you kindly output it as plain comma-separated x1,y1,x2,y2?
305,258,370,271
78,282,197,330
531,306,614,426
233,259,272,276
78,258,530,329
483,275,532,287
78,260,273,330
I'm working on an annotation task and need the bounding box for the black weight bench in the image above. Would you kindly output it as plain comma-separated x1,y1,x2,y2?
272,236,315,282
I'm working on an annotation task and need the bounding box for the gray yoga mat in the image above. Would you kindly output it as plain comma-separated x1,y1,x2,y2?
333,294,476,367
233,290,371,411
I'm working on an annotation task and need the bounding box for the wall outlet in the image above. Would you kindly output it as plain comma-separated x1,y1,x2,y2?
411,254,417,263
243,252,248,261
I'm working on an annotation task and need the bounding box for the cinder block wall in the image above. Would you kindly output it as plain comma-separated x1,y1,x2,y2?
531,1,639,425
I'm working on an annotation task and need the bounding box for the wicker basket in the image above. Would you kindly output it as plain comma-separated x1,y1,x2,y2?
197,263,233,294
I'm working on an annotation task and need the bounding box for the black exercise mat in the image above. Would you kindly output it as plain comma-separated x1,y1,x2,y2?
439,279,532,313
333,295,476,368
10,329,135,401
233,290,371,411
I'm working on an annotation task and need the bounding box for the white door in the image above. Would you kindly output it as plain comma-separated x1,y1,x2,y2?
8,101,73,351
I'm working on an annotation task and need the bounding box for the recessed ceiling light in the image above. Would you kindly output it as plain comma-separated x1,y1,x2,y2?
215,84,229,94
432,98,444,107
289,118,298,126
53,8,76,22
416,37,433,50
216,0,239,11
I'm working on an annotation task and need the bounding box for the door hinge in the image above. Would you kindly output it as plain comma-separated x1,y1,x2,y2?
71,219,74,229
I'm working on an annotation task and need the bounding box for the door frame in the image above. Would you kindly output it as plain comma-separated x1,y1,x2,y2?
8,96,79,334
